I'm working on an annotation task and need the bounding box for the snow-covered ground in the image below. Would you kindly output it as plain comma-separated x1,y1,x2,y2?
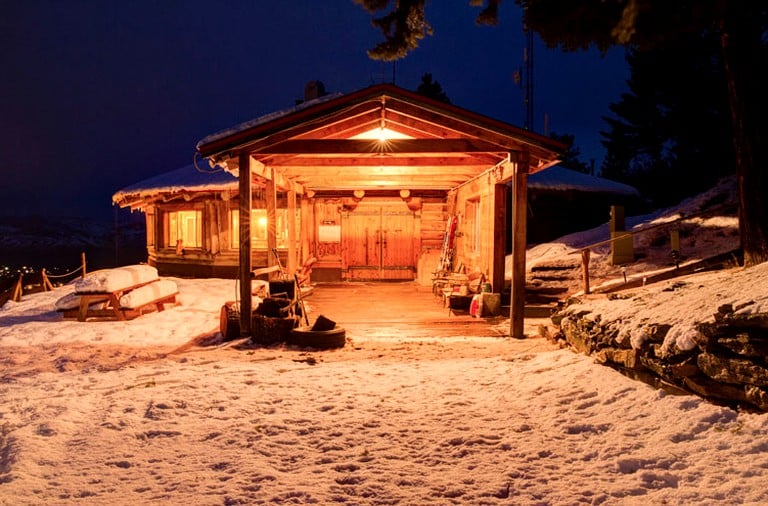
3,177,768,505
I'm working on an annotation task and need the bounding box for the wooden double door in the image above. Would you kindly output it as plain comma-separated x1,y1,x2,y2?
342,202,416,280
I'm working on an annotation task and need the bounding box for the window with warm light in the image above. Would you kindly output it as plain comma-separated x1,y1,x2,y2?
168,210,202,248
230,209,299,249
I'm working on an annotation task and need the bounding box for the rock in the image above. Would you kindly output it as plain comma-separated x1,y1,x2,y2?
744,385,768,411
697,352,768,386
597,348,641,370
669,357,701,378
718,334,768,358
556,302,768,412
682,375,749,406
647,324,672,344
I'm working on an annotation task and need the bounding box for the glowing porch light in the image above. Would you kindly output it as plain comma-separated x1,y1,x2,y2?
351,127,412,141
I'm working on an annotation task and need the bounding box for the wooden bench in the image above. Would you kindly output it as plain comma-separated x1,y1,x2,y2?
74,279,178,321
56,266,179,321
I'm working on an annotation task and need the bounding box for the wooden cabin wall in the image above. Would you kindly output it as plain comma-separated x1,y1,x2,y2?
420,198,447,253
416,197,447,283
452,175,496,279
138,192,448,282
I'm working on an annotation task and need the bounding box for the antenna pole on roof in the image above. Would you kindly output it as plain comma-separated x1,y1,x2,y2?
523,20,534,132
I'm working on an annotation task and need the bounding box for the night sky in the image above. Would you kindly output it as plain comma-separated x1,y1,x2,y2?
1,1,629,219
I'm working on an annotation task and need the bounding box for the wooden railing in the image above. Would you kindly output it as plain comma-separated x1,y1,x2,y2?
570,209,727,295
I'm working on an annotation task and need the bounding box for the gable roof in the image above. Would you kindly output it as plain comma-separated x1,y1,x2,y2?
196,83,565,193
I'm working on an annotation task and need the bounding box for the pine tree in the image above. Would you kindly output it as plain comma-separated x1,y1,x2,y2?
355,0,768,266
600,34,734,207
549,132,591,174
415,73,451,103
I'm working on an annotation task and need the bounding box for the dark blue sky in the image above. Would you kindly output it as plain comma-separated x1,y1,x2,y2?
1,1,628,218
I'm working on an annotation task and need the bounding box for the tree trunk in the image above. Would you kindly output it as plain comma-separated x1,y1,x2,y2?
720,10,768,266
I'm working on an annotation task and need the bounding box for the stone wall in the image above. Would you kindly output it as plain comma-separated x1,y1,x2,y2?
553,303,768,412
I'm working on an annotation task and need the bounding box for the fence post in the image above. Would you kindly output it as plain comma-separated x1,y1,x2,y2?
11,273,23,302
41,269,53,291
581,248,591,295
670,229,681,268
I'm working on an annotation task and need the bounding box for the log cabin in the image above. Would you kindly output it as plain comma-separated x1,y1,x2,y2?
113,83,637,336
112,163,639,279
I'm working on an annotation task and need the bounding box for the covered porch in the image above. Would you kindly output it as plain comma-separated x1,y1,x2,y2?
196,83,563,338
301,281,551,340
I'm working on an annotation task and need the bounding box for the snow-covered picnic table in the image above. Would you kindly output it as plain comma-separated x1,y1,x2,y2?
55,265,179,321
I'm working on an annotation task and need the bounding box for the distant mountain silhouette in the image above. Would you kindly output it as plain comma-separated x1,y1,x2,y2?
0,214,145,275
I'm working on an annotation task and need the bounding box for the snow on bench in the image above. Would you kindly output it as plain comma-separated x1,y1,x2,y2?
56,265,179,321
118,279,178,310
74,264,159,293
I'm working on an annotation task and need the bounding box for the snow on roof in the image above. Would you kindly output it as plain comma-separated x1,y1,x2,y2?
113,163,639,206
196,92,344,149
112,163,236,204
528,165,639,196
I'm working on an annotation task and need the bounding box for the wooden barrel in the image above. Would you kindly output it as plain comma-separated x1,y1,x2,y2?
220,301,240,340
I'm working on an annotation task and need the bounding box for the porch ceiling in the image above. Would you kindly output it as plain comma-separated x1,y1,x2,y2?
196,84,565,193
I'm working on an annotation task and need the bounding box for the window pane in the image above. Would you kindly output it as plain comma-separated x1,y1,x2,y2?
229,207,298,249
231,210,239,248
168,210,201,248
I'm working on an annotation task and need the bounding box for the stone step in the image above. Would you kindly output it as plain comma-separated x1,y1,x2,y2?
529,274,574,282
530,262,580,272
525,285,569,295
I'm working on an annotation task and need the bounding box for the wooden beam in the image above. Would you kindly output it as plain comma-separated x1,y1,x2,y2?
241,101,381,151
248,158,304,194
300,195,312,266
509,152,529,339
382,98,525,149
296,178,468,190
491,183,507,295
258,153,504,167
254,138,508,155
265,175,278,273
238,150,252,337
277,166,485,178
287,189,297,275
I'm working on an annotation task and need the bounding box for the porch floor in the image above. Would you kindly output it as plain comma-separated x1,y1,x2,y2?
300,281,546,340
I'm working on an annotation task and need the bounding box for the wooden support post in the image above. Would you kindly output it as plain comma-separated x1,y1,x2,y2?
300,195,312,266
238,150,253,337
581,248,591,295
287,189,297,275
265,175,278,276
509,152,529,339
491,183,507,294
81,252,87,277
